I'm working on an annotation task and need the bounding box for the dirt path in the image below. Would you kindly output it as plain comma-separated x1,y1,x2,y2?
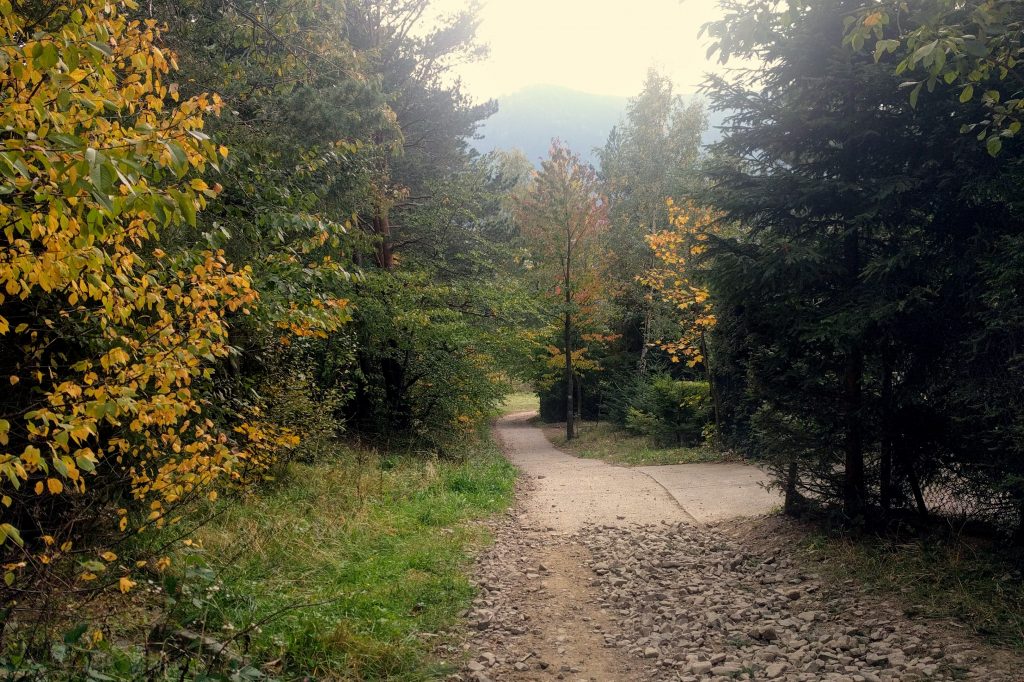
450,414,1023,682
497,412,696,531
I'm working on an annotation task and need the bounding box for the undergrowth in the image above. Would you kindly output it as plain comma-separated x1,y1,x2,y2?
544,421,725,466
0,438,517,681
800,528,1024,650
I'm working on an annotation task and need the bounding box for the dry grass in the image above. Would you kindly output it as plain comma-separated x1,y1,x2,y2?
542,421,725,466
500,392,539,414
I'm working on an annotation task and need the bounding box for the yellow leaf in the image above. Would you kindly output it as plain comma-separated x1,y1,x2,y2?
34,481,43,495
100,551,117,562
47,478,63,494
8,376,17,385
118,576,136,593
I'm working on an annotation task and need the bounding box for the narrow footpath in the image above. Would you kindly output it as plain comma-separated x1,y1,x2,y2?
448,413,1021,682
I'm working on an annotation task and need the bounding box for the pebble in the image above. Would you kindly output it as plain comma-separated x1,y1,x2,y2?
451,491,1019,680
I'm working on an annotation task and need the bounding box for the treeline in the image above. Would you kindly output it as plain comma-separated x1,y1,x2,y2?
526,0,1024,540
0,0,535,645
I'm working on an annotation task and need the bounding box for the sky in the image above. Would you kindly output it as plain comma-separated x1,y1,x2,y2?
432,0,728,101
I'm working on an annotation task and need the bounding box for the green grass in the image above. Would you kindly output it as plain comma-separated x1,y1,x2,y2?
542,421,724,466
499,391,539,414
799,531,1024,650
173,440,517,680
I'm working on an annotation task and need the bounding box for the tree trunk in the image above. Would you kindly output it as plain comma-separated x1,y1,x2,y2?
638,304,653,376
575,371,582,432
564,230,575,440
907,464,928,520
784,460,802,515
700,330,722,445
637,214,658,376
880,351,894,513
373,211,394,270
842,229,866,522
564,307,574,440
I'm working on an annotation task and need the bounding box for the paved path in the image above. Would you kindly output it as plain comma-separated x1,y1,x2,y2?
495,412,781,528
638,462,781,523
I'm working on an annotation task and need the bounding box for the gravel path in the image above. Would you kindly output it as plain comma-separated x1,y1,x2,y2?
448,414,1023,682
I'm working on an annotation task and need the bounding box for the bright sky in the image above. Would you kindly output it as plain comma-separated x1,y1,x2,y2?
434,0,727,100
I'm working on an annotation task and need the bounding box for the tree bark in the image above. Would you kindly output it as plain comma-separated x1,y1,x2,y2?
880,351,894,513
784,460,802,515
373,211,394,270
842,228,866,522
564,306,574,440
564,235,575,441
699,330,722,445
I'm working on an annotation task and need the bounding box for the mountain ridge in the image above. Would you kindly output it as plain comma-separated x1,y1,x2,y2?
471,84,724,167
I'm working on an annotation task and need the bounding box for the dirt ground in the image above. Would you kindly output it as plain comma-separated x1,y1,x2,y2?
443,414,1024,682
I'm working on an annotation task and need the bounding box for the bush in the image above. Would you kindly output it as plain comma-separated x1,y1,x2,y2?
623,376,711,446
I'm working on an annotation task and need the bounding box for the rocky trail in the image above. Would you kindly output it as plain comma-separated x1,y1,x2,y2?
445,413,1023,682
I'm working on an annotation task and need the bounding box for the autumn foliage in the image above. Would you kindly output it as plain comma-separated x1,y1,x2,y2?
639,199,719,367
0,0,286,587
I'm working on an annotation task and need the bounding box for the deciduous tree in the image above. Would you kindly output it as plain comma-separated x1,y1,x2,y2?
517,142,608,440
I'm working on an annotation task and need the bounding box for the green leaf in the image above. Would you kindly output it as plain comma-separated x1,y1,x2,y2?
64,623,89,644
986,136,1002,156
174,190,197,227
36,43,58,70
959,84,974,103
911,40,938,64
0,523,23,547
909,82,922,109
165,141,188,176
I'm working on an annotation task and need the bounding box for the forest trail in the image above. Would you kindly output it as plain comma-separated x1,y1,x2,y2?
453,413,1022,681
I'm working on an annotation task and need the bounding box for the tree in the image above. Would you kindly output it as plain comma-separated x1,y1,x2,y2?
703,0,1024,528
343,0,495,270
639,199,723,436
0,0,274,583
844,0,1024,155
517,142,608,440
597,70,706,374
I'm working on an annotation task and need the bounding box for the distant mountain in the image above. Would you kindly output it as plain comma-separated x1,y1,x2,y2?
471,84,726,168
472,85,626,166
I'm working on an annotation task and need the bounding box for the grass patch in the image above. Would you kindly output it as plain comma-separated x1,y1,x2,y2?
499,392,539,414
542,421,724,466
799,530,1024,649
171,439,517,680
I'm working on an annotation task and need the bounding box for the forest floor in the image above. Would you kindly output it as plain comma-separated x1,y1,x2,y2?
447,412,1024,681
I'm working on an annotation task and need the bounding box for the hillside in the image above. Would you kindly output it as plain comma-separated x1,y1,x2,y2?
473,84,725,166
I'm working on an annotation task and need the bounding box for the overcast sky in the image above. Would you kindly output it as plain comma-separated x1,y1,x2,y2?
433,0,728,101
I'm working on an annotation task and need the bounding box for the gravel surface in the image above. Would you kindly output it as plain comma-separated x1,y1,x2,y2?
446,415,1024,681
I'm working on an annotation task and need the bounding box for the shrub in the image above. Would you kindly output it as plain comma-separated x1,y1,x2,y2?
623,376,711,446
